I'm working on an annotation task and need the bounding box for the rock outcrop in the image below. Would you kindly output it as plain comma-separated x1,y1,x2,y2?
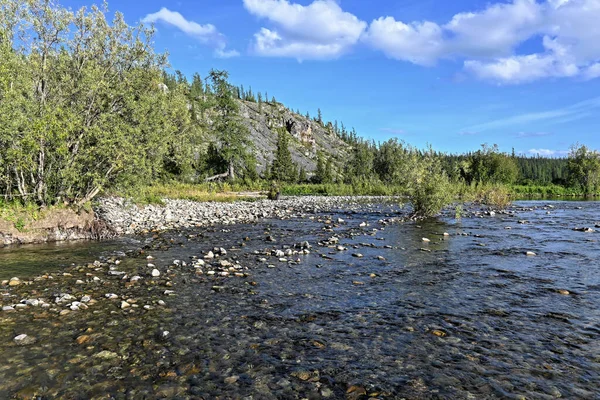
237,100,352,174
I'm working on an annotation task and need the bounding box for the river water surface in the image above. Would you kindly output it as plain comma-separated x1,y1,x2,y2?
0,200,599,399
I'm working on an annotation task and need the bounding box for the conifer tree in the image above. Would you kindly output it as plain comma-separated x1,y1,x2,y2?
270,129,295,182
313,152,333,184
208,69,251,180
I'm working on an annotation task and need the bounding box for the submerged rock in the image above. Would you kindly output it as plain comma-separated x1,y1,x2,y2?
14,334,36,346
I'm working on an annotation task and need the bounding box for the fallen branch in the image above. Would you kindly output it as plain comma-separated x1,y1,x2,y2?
204,172,229,182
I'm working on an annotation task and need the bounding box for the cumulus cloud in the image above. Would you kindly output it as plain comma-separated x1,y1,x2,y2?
142,8,239,58
243,0,367,60
362,0,600,83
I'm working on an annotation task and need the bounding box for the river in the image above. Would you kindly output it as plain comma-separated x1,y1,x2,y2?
0,200,599,399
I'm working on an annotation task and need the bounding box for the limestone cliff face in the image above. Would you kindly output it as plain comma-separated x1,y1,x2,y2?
237,100,351,174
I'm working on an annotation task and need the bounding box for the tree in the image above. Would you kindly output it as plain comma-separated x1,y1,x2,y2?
270,128,295,182
567,143,600,194
317,108,323,124
346,142,375,182
257,92,262,112
208,69,251,181
313,152,333,184
0,0,188,205
298,166,307,182
462,144,519,186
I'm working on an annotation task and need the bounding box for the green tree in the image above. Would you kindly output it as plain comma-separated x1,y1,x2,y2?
0,0,187,205
270,128,295,182
346,142,375,182
462,144,519,185
567,143,600,194
313,152,333,184
298,166,307,182
208,69,251,181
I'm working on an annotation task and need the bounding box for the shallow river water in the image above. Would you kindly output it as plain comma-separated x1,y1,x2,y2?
0,200,599,399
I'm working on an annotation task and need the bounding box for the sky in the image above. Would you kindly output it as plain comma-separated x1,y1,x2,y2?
61,0,600,156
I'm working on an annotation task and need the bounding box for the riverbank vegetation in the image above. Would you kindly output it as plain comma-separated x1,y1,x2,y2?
1,0,600,219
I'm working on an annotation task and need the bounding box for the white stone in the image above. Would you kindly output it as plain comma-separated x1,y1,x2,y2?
151,269,160,277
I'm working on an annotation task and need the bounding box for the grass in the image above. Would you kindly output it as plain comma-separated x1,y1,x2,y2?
115,182,265,205
112,180,407,205
0,200,72,232
509,184,599,197
281,182,405,196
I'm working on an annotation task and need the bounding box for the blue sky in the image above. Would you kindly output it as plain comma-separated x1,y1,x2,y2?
62,0,600,156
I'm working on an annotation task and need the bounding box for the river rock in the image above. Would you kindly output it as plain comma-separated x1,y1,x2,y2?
151,269,160,277
8,277,20,286
93,351,119,360
14,334,36,346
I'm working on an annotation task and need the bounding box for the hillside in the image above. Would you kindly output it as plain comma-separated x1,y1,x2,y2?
237,100,352,176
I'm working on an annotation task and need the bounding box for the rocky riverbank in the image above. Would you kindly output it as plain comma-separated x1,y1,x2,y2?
94,196,400,235
0,196,399,246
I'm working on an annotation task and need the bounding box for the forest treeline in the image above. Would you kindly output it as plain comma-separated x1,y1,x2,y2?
1,0,599,217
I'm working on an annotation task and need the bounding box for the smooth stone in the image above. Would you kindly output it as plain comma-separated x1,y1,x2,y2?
14,334,36,346
93,351,119,360
224,376,239,384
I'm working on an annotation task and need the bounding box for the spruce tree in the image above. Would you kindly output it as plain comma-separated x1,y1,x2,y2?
271,128,295,182
313,152,333,184
208,69,251,180
298,166,307,182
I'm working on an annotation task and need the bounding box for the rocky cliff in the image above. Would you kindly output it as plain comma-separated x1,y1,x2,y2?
237,100,352,175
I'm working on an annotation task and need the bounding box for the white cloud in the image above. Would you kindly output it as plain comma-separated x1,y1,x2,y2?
528,148,569,156
215,48,241,59
243,0,367,60
363,0,600,83
362,18,443,66
142,8,239,58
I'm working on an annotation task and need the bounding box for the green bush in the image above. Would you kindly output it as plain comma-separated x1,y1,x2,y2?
405,153,455,219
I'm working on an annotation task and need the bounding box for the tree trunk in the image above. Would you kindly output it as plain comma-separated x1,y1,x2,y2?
35,143,46,205
228,162,235,181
